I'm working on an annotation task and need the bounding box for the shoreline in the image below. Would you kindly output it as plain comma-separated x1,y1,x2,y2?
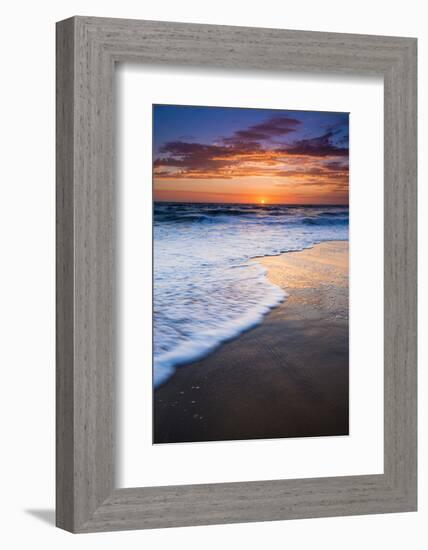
154,240,349,444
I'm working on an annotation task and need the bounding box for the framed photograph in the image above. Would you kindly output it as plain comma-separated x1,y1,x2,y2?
56,16,417,532
152,104,350,445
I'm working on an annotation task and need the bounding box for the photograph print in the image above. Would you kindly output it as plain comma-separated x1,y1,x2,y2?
153,104,349,444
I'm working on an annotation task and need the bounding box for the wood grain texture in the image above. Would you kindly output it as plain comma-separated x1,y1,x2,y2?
56,18,75,532
56,16,417,533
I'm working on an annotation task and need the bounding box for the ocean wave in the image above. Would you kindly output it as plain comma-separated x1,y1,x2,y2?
153,203,349,386
301,216,348,226
154,272,286,387
155,212,348,226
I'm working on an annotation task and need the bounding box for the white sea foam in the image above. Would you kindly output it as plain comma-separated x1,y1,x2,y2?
154,203,349,387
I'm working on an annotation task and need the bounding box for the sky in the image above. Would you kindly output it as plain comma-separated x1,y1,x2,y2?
153,104,349,205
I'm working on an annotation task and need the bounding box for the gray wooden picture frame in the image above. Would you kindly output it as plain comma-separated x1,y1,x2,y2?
56,16,417,533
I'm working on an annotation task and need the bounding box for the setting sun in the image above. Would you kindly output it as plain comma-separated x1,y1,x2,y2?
260,199,265,204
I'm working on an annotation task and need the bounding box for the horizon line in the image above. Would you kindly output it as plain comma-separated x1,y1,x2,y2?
154,200,349,206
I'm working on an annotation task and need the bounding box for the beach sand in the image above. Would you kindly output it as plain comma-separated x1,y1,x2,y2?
154,241,349,444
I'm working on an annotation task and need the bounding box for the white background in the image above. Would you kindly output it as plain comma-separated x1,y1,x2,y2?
118,66,384,487
0,1,425,549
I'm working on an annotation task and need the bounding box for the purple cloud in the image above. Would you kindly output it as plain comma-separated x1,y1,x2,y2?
222,115,301,145
284,131,348,157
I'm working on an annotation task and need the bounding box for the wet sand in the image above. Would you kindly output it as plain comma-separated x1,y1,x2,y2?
154,241,349,444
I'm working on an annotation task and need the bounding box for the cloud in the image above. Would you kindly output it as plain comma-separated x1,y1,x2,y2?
155,141,237,169
283,130,348,157
222,115,301,145
153,116,349,188
325,160,349,171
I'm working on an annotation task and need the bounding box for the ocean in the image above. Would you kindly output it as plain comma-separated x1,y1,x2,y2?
153,202,349,387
